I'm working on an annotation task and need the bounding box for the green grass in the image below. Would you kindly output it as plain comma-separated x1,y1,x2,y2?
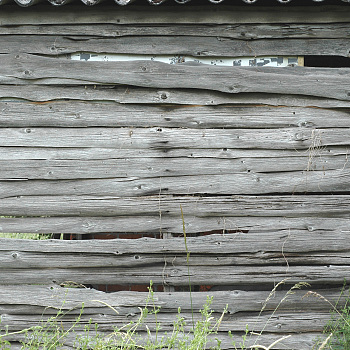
0,281,322,350
0,284,228,350
0,280,346,350
310,281,350,350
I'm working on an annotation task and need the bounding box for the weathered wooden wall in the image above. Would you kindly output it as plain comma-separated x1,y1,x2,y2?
1,3,350,349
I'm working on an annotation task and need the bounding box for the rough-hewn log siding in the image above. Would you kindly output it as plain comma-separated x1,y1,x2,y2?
1,4,350,349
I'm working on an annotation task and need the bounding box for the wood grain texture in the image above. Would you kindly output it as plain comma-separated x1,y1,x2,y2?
1,23,349,39
0,195,349,217
1,235,350,266
1,54,350,101
1,230,350,254
2,35,349,57
2,86,350,108
1,101,350,129
1,264,349,286
1,215,350,235
0,8,349,350
1,285,346,313
0,169,349,199
0,127,348,149
1,146,348,160
0,310,334,333
0,154,347,180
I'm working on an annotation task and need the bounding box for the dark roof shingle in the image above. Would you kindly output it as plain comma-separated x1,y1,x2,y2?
2,0,350,7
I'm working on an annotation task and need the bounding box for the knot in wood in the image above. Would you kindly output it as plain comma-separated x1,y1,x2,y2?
294,132,305,141
298,120,314,128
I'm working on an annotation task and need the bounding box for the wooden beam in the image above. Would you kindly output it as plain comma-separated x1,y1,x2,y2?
1,54,350,100
1,23,350,39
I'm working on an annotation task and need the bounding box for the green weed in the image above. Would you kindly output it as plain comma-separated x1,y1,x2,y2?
309,281,350,350
0,283,226,350
0,280,316,350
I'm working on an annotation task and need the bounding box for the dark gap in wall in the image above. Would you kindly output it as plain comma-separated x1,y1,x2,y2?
51,234,89,240
91,282,350,294
96,284,165,293
87,233,162,239
171,229,249,238
241,192,350,196
73,230,248,240
95,284,215,293
304,55,350,68
174,285,213,292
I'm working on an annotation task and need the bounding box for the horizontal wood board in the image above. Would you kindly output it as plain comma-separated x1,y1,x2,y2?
2,36,350,57
2,85,350,107
2,54,350,101
0,23,350,39
1,5,350,349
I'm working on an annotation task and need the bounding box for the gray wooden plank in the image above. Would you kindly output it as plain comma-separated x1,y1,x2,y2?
1,228,349,254
0,168,349,199
0,216,349,235
1,54,350,100
2,35,349,57
1,23,349,39
0,154,347,180
0,310,333,333
0,127,348,149
2,85,350,108
0,146,347,160
1,248,350,268
0,5,349,25
0,285,345,313
0,194,349,218
1,101,350,129
0,264,349,286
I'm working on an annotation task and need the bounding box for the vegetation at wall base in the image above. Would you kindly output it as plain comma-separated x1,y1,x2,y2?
0,284,228,350
1,280,339,350
311,280,350,350
1,235,350,349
